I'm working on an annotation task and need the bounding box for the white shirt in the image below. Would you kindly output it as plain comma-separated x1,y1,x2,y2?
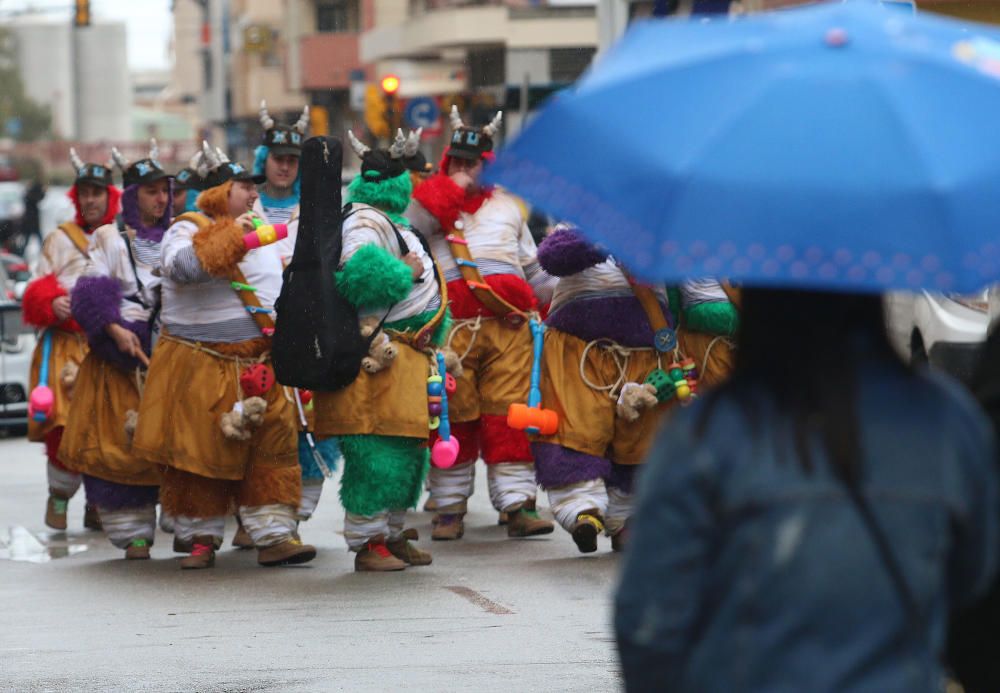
408,190,556,305
341,204,440,323
253,197,300,267
84,223,161,325
34,225,91,291
160,218,284,342
550,258,668,314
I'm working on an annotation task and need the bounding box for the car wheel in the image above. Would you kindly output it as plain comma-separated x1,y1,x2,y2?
911,332,929,366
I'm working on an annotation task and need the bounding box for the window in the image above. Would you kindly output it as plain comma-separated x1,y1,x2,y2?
316,0,360,33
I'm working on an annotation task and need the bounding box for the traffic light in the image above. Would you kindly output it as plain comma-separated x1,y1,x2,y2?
310,105,329,137
380,75,401,133
380,75,401,96
364,85,390,140
74,0,90,27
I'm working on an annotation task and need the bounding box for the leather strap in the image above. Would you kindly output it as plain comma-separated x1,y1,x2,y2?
720,281,742,310
175,212,275,333
387,258,449,350
445,221,527,323
627,278,677,353
630,284,669,333
58,222,90,257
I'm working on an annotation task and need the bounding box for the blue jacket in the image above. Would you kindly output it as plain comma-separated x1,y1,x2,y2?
615,364,999,693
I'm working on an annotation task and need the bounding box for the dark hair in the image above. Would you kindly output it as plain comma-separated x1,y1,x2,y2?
697,289,910,485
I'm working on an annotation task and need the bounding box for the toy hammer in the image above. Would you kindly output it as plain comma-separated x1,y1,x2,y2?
28,329,54,423
507,318,558,436
431,352,460,468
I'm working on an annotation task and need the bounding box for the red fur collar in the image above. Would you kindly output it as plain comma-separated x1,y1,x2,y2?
412,172,493,230
68,184,122,231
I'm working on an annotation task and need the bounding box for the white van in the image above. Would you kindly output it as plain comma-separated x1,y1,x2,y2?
885,290,989,384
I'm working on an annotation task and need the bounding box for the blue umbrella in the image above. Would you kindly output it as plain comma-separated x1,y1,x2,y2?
487,1,1000,293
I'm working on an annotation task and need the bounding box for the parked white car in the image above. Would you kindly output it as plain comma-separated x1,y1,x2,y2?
0,300,35,430
885,289,989,383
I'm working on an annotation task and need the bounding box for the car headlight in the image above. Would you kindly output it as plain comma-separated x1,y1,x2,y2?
948,291,989,313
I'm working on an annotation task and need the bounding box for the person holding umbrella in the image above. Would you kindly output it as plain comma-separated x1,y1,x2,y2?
485,3,1000,689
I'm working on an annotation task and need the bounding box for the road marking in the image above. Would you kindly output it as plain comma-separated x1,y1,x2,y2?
444,585,514,615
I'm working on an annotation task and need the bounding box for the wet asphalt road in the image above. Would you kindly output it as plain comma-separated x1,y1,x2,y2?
0,435,621,692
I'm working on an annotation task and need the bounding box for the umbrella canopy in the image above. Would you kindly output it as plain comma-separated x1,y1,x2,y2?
487,1,1000,293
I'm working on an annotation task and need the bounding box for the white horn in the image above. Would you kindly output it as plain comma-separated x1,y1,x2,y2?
483,111,503,138
404,129,422,157
294,105,310,134
449,105,465,131
110,147,130,170
214,147,230,164
259,99,275,130
149,138,160,161
201,140,220,169
347,130,370,158
389,129,407,159
69,147,85,172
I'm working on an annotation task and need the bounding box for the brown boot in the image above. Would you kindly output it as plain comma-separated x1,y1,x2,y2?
257,538,317,567
387,529,433,566
232,516,254,550
497,511,509,526
83,504,102,531
174,535,223,553
431,513,465,541
125,539,151,560
354,535,407,572
571,511,605,554
179,537,216,570
423,497,438,512
44,491,70,530
611,521,629,553
506,499,555,538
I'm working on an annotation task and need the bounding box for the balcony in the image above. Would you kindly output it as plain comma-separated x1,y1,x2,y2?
300,33,361,90
360,3,596,63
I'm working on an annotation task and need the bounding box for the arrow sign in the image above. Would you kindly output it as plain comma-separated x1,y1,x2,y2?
405,97,441,129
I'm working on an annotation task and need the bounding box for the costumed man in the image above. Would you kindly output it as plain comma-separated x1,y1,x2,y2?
312,130,450,572
402,128,433,189
407,107,557,541
675,280,740,389
60,142,169,560
532,225,679,553
22,148,121,531
252,100,339,538
254,100,308,243
172,154,204,217
131,142,315,570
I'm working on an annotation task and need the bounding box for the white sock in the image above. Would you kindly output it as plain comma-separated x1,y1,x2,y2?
547,479,608,533
100,506,157,549
429,460,475,510
487,462,538,512
174,515,226,543
238,504,298,548
298,481,324,521
47,462,81,497
387,509,407,541
606,486,634,536
343,511,389,551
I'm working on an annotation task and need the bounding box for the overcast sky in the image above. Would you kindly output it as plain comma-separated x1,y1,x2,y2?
4,0,172,71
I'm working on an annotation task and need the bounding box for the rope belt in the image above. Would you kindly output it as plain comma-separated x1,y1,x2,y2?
579,339,662,400
445,316,485,363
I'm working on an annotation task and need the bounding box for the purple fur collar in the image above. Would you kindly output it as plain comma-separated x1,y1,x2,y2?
532,442,611,489
546,296,673,348
121,181,173,242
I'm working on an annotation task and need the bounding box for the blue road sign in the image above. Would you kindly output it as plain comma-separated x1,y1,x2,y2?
405,97,440,129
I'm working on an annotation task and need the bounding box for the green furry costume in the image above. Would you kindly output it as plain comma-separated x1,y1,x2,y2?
335,169,449,516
